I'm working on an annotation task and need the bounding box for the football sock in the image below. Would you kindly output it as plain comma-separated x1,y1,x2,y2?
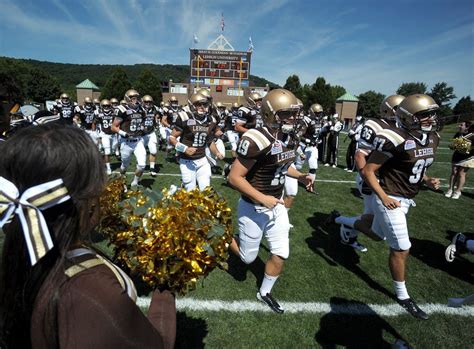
150,161,155,170
106,163,111,170
260,273,279,295
393,280,410,300
335,216,359,228
466,240,474,252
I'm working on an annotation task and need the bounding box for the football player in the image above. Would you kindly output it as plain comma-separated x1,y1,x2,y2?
234,92,262,134
169,92,223,191
228,89,314,313
361,94,441,319
53,93,78,124
96,99,117,175
333,95,405,251
324,113,343,167
162,96,182,160
142,95,160,176
345,115,364,172
76,97,98,145
283,100,321,208
111,89,147,187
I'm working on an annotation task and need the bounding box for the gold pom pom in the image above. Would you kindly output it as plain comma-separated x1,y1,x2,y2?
450,137,472,154
101,185,233,295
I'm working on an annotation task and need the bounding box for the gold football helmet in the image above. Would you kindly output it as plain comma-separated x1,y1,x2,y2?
232,102,239,110
169,96,179,110
100,99,112,112
120,99,127,106
83,97,93,105
261,89,300,133
124,89,140,106
380,94,405,120
142,95,154,109
247,91,262,108
110,98,119,106
93,98,100,105
188,92,209,119
396,94,439,132
197,88,212,101
60,93,69,104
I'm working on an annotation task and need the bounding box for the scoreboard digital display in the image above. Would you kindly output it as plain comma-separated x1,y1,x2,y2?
189,49,251,85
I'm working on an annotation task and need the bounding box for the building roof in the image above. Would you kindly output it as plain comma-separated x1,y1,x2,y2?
336,92,359,102
76,79,100,90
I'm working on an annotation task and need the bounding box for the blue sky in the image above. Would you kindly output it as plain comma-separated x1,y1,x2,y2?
0,0,473,103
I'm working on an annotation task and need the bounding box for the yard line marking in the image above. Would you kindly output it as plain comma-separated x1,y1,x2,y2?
117,172,474,190
136,297,474,316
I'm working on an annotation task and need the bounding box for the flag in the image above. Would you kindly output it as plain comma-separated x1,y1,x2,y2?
248,36,254,52
221,13,225,32
193,33,199,44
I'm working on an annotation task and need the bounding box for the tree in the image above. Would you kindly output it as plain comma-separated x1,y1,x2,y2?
309,77,334,113
330,85,346,101
134,69,162,103
283,74,303,100
24,68,61,103
428,82,457,116
396,82,427,96
453,96,474,115
357,90,385,119
101,67,131,100
0,58,29,103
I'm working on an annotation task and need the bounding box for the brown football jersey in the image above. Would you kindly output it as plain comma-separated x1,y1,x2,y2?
173,112,217,160
237,128,297,201
367,128,440,198
235,106,259,131
115,105,146,137
95,109,115,135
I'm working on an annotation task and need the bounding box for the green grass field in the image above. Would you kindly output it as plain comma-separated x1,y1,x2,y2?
1,124,473,348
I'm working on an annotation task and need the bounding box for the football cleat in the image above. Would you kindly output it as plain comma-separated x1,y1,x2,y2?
397,298,429,320
150,170,158,177
445,233,466,262
324,163,330,167
130,180,139,187
325,210,341,225
340,225,367,252
257,291,284,314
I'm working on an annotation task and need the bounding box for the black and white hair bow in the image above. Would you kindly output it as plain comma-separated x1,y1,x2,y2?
0,176,71,265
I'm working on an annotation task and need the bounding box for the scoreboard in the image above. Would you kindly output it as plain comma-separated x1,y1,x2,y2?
189,49,251,86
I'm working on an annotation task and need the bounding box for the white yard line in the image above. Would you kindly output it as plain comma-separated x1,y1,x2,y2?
118,172,474,190
136,297,474,316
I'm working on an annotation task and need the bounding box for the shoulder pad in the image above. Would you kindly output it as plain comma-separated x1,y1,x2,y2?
178,110,189,121
239,106,251,114
377,128,405,147
117,105,127,113
242,129,272,151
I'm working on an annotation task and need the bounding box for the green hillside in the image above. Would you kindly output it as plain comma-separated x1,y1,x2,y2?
2,56,279,92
